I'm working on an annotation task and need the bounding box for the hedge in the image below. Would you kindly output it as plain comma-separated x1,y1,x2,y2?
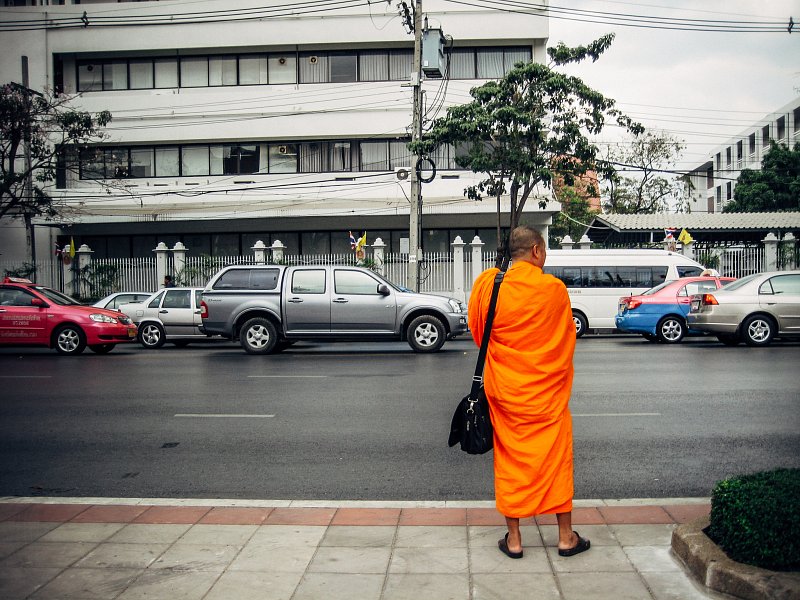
707,468,800,570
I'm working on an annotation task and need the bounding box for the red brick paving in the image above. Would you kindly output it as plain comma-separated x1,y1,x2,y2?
331,508,401,526
399,508,467,526
70,505,149,523
199,507,273,525
13,503,89,522
662,504,710,524
0,503,29,521
598,505,674,524
264,507,336,525
132,505,212,524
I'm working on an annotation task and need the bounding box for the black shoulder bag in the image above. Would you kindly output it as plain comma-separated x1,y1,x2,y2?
448,267,506,455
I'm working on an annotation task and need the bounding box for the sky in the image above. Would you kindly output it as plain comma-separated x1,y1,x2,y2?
544,0,800,172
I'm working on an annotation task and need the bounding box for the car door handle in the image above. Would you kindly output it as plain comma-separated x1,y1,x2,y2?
288,298,303,303
159,309,169,313
333,298,349,303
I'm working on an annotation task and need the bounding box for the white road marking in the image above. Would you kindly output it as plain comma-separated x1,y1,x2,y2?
174,414,275,418
573,413,661,417
0,375,51,378
247,375,327,378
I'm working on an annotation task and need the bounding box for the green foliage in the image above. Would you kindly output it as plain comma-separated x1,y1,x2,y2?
724,143,800,213
3,262,37,279
410,35,642,250
549,186,598,247
708,468,800,570
173,256,218,287
78,263,120,300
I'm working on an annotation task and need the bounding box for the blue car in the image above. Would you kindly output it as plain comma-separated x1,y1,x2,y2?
616,276,735,343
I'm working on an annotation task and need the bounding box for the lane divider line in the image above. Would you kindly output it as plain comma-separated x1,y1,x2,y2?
174,414,275,418
573,413,661,417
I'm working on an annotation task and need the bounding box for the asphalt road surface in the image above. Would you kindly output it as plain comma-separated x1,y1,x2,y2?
0,335,798,501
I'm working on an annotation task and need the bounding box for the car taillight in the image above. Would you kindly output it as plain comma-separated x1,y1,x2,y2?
200,300,208,319
701,294,718,306
625,298,642,310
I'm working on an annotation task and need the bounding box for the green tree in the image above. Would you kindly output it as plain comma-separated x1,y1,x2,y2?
549,181,599,247
603,131,684,214
410,35,642,259
723,143,800,212
0,83,111,259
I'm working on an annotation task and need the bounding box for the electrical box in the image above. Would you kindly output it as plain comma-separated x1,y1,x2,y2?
421,28,445,78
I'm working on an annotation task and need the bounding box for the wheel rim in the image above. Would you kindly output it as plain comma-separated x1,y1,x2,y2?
414,323,439,347
573,316,583,334
141,324,161,346
57,329,79,353
661,319,683,342
246,325,270,349
747,319,771,343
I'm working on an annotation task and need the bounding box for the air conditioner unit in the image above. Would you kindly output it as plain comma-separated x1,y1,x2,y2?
395,167,411,181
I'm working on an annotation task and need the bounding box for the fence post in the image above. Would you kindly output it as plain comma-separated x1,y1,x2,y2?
578,234,592,250
154,242,169,289
560,235,575,249
681,240,694,261
762,233,779,272
372,237,386,275
270,240,285,264
781,233,797,270
172,242,187,284
75,244,93,298
470,235,484,283
252,240,267,265
452,236,466,303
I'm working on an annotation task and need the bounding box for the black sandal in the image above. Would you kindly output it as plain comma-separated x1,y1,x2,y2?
558,531,591,557
498,532,523,559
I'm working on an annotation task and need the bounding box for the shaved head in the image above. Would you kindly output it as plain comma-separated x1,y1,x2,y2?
509,226,545,260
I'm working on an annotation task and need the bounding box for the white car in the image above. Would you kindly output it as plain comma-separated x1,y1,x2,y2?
119,287,216,348
93,292,152,311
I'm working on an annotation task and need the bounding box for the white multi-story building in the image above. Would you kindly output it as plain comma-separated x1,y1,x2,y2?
0,0,557,263
685,97,800,214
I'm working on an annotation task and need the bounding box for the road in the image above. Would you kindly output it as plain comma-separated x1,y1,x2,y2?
0,336,797,501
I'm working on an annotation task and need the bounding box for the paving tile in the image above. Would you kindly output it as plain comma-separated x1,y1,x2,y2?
330,507,400,526
394,525,467,548
70,505,149,524
469,525,542,548
535,507,605,525
382,573,469,600
178,523,258,546
264,508,335,525
14,504,89,522
661,504,710,524
151,543,239,572
0,504,30,521
115,568,219,600
249,525,327,548
0,540,30,559
308,546,391,574
74,542,169,569
539,524,618,547
1,541,97,568
469,545,551,574
228,543,316,572
30,567,142,600
389,546,468,573
0,521,59,542
107,523,192,544
292,573,383,600
466,508,507,526
204,570,302,600
640,570,721,600
472,573,561,600
40,522,125,543
320,525,395,547
547,544,634,573
399,508,466,526
624,546,683,572
599,505,674,524
131,506,211,524
198,507,272,525
0,567,61,600
558,572,652,600
610,524,676,547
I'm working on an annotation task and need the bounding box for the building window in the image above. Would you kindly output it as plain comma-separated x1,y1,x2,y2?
389,50,413,80
209,56,237,86
154,58,179,88
776,116,786,140
794,107,800,137
748,132,756,156
181,146,210,176
77,61,103,92
449,48,475,78
155,147,180,177
223,145,260,174
360,141,389,171
762,124,770,146
130,148,154,178
180,57,209,87
715,153,721,170
705,166,713,188
268,144,299,173
726,182,732,200
130,59,154,89
725,147,731,167
715,186,722,210
359,51,389,81
239,55,268,84
328,52,358,83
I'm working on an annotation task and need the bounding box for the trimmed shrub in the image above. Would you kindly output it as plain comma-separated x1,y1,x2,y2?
707,468,800,570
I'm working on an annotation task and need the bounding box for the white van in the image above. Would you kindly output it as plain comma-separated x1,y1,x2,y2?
543,249,706,337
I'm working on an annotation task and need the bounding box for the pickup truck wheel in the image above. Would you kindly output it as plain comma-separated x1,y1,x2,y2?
139,323,166,349
407,315,446,353
240,318,278,354
54,325,87,355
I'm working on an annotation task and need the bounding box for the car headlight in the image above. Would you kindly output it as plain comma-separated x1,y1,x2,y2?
90,313,118,324
448,299,466,313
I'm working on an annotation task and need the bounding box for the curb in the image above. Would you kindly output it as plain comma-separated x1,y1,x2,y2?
671,516,800,600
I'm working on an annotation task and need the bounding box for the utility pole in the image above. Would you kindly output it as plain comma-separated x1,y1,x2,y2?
406,0,423,291
21,56,36,267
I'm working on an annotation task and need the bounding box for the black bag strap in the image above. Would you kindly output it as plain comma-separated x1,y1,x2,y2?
470,256,509,398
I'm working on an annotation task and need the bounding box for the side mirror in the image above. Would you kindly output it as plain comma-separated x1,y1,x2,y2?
31,297,47,308
377,284,391,296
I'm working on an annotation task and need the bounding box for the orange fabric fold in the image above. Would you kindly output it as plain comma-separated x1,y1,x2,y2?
468,261,576,518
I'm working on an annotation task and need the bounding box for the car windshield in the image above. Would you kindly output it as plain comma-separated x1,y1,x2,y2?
719,273,760,291
641,281,674,296
34,286,81,306
370,270,412,293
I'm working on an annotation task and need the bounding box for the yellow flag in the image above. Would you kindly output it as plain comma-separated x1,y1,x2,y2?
69,237,76,257
678,229,693,245
356,232,367,251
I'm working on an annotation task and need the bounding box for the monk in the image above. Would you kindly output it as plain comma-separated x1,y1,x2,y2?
468,226,590,559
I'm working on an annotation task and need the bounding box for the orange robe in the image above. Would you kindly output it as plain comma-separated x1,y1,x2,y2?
468,261,576,518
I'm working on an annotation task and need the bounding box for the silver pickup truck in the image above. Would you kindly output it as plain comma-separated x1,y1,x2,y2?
200,264,468,354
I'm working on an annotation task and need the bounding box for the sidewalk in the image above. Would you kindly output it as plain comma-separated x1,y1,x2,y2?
0,497,724,600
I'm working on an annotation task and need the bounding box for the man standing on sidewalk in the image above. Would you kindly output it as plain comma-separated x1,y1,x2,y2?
468,226,590,559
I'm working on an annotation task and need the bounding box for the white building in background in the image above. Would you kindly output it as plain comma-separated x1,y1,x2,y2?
0,0,557,263
685,97,800,214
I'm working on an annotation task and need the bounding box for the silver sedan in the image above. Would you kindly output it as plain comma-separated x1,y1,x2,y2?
687,270,800,346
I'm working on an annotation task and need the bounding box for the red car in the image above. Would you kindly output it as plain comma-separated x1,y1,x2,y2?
0,277,138,355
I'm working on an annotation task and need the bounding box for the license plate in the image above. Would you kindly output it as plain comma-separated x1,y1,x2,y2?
618,303,625,315
128,329,136,338
691,300,700,311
